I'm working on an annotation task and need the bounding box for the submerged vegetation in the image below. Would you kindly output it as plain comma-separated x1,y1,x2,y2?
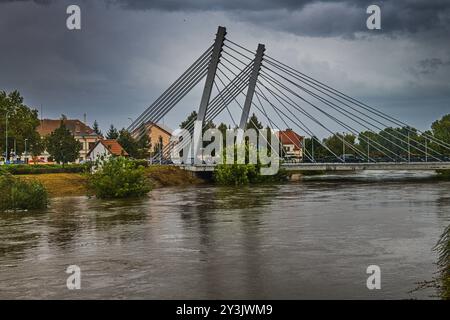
0,174,48,211
88,157,151,199
214,164,288,185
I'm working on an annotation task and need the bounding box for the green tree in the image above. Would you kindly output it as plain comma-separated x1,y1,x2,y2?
324,133,356,157
180,111,197,129
246,113,263,131
117,128,140,158
136,134,150,159
92,120,102,136
29,138,45,162
0,90,42,160
432,114,450,155
303,136,327,160
45,120,82,165
180,110,215,132
106,124,119,139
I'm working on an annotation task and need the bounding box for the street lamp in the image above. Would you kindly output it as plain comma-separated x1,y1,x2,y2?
24,138,28,164
5,110,11,163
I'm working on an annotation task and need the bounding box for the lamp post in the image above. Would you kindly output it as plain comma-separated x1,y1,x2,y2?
24,138,28,164
5,111,11,163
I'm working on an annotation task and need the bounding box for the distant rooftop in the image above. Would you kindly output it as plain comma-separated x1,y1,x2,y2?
37,119,99,137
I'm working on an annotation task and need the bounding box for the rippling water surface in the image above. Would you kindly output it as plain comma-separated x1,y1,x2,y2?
1,171,449,299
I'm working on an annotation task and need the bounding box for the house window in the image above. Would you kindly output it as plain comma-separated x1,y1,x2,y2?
88,142,96,151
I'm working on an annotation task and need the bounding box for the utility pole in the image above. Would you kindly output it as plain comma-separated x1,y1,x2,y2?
342,132,346,162
367,137,370,163
311,137,315,162
425,138,428,162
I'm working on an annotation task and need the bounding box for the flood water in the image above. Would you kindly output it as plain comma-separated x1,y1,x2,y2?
1,171,449,299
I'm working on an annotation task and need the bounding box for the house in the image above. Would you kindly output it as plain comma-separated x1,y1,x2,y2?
87,139,128,161
277,129,304,160
132,122,172,157
36,118,102,163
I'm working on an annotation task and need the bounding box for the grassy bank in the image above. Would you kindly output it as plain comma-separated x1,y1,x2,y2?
144,165,204,187
17,165,204,197
21,173,89,197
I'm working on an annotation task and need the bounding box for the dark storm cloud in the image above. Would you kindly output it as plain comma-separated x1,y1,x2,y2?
0,0,449,133
415,58,450,75
111,0,450,37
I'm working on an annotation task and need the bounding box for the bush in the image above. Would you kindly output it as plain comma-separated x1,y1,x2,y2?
436,170,450,179
213,164,288,185
0,174,48,211
88,157,151,199
131,159,149,168
1,163,90,175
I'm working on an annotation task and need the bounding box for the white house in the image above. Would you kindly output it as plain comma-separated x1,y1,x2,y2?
87,139,128,162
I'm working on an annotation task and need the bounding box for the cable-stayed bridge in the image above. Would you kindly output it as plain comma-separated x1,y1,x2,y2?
128,26,450,171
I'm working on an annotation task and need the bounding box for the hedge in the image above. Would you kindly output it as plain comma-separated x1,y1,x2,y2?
0,163,90,175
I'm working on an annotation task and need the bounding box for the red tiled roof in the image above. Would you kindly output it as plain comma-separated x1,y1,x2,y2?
99,139,128,156
277,129,304,151
37,119,98,137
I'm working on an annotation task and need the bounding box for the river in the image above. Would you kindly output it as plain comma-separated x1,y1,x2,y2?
1,171,449,299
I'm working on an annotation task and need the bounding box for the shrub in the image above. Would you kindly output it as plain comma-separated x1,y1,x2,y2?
0,174,48,211
131,159,149,168
88,157,151,199
213,164,288,185
436,170,450,179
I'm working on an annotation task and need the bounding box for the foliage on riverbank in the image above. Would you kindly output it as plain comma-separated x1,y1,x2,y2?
436,170,450,179
213,164,288,185
0,174,48,211
88,157,151,199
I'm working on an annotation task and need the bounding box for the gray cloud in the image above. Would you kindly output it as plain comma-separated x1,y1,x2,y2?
416,58,450,74
110,0,450,37
0,0,449,134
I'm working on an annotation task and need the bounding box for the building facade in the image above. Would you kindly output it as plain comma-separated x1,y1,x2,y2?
132,122,172,158
87,139,128,161
36,119,102,163
278,129,304,161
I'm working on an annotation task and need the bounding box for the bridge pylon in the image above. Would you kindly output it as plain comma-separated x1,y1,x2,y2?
193,26,227,164
236,43,265,143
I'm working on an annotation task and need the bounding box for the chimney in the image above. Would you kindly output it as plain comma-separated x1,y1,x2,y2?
83,113,87,125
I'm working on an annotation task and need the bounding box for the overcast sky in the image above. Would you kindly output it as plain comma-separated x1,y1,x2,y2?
0,0,449,135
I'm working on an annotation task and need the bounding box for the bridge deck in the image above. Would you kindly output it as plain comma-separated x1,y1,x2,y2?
178,162,450,172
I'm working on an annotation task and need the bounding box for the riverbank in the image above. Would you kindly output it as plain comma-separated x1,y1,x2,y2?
19,165,205,197
16,168,450,198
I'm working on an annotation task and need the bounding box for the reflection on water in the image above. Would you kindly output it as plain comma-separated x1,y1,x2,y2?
0,172,449,299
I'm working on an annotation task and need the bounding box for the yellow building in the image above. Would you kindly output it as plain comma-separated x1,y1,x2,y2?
132,122,172,158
